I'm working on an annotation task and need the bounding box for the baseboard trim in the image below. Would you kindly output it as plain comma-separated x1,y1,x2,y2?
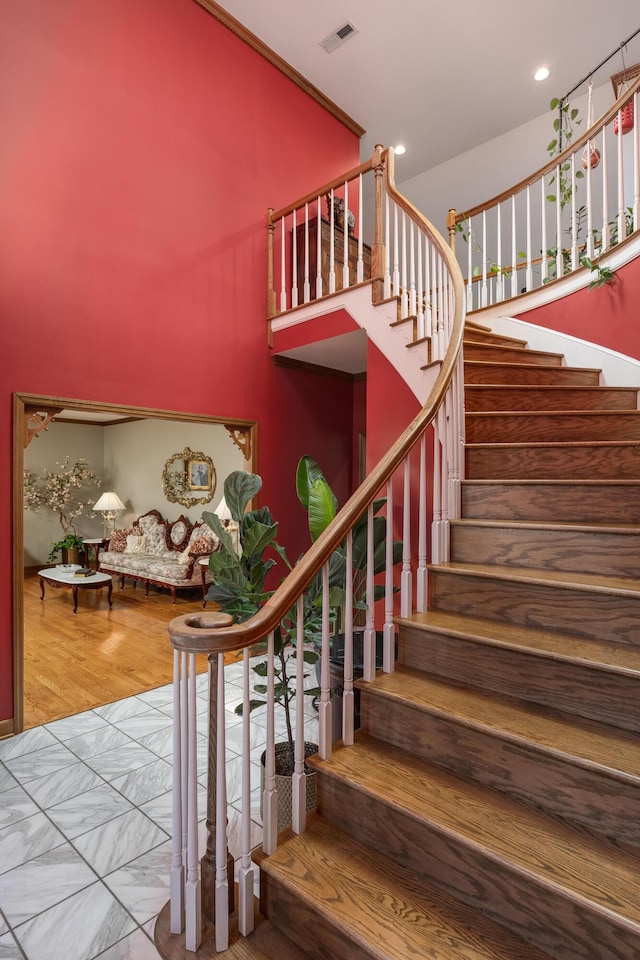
0,718,15,740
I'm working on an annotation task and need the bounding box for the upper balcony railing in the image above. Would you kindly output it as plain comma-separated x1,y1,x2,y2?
448,75,640,313
155,147,465,956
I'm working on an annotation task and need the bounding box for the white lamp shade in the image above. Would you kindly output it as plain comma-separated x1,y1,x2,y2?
93,491,125,512
213,495,232,521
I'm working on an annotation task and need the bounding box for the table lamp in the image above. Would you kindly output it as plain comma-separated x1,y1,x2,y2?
93,491,126,536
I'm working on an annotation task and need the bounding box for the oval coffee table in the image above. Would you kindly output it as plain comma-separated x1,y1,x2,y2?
38,568,113,614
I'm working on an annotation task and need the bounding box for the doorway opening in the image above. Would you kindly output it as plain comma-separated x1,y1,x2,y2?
13,392,257,733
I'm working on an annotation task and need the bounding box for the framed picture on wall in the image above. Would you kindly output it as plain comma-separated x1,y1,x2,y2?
188,459,212,491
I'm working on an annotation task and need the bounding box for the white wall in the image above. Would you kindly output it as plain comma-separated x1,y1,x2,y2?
103,419,243,527
24,417,245,565
24,422,105,566
399,83,612,237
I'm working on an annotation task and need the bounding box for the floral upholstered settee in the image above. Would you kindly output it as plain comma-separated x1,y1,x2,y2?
99,509,219,602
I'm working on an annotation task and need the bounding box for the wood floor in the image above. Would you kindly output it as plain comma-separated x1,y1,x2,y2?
22,571,217,729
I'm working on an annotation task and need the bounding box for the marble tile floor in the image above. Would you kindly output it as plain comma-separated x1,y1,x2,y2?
0,661,320,960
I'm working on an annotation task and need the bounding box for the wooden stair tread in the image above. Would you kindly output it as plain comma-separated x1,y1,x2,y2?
429,560,640,596
155,898,309,960
398,608,640,674
466,439,640,449
452,517,640,534
463,342,563,359
464,360,601,374
366,667,640,779
311,736,640,925
462,478,640,487
465,384,635,394
257,815,554,960
468,408,640,415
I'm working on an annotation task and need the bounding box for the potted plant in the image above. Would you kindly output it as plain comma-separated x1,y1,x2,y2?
24,457,101,564
202,471,321,830
48,533,87,565
296,456,402,736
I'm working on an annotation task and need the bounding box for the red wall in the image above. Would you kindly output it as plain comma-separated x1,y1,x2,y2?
516,256,640,359
0,0,361,724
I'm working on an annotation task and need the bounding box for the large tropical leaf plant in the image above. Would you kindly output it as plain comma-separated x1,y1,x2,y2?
202,471,320,770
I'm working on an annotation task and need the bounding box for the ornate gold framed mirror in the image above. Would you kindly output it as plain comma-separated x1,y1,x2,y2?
162,447,216,508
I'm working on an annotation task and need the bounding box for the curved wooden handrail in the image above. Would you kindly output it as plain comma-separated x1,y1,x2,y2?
455,74,640,224
270,157,376,224
169,149,465,655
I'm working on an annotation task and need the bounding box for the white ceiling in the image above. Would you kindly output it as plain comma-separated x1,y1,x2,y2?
214,0,640,183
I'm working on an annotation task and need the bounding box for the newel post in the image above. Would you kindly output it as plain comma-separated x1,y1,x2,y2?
447,208,457,253
267,208,277,322
371,144,386,305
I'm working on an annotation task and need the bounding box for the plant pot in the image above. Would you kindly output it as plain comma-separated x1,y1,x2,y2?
61,546,83,565
260,740,317,833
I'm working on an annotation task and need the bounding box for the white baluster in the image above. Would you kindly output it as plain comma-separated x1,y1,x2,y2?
570,155,577,271
432,429,442,564
181,656,188,866
185,654,202,953
316,197,323,299
555,164,563,278
363,502,376,683
292,595,307,832
214,651,228,953
424,238,432,338
634,92,639,231
329,188,336,294
409,220,417,317
401,458,412,617
466,215,473,312
357,173,364,283
279,217,287,313
495,202,503,301
511,197,518,298
384,194,391,299
481,210,488,307
526,185,533,289
439,405,449,562
416,435,428,613
342,531,355,745
262,632,277,855
416,230,424,340
541,177,548,283
238,647,254,936
438,258,445,360
383,480,395,672
170,651,184,934
586,138,594,259
318,563,332,760
343,180,350,290
291,209,298,308
401,212,408,318
601,137,609,252
303,204,311,304
617,114,626,244
392,203,400,298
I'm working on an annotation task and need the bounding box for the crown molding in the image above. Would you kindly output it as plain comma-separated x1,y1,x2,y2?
193,0,365,138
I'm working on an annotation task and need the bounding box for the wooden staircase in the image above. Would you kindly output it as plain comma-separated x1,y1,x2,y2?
247,322,640,959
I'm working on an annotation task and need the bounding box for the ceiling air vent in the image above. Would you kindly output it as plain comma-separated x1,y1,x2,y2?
319,22,358,54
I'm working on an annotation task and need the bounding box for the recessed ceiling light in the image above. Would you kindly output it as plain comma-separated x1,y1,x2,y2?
534,67,550,82
394,144,406,155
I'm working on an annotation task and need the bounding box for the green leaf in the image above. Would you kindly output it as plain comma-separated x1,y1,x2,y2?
234,699,267,715
307,476,337,542
575,170,584,179
296,456,325,510
546,195,556,203
553,118,560,131
547,139,557,152
570,108,578,120
242,520,278,561
550,97,560,110
225,471,262,523
201,511,235,554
